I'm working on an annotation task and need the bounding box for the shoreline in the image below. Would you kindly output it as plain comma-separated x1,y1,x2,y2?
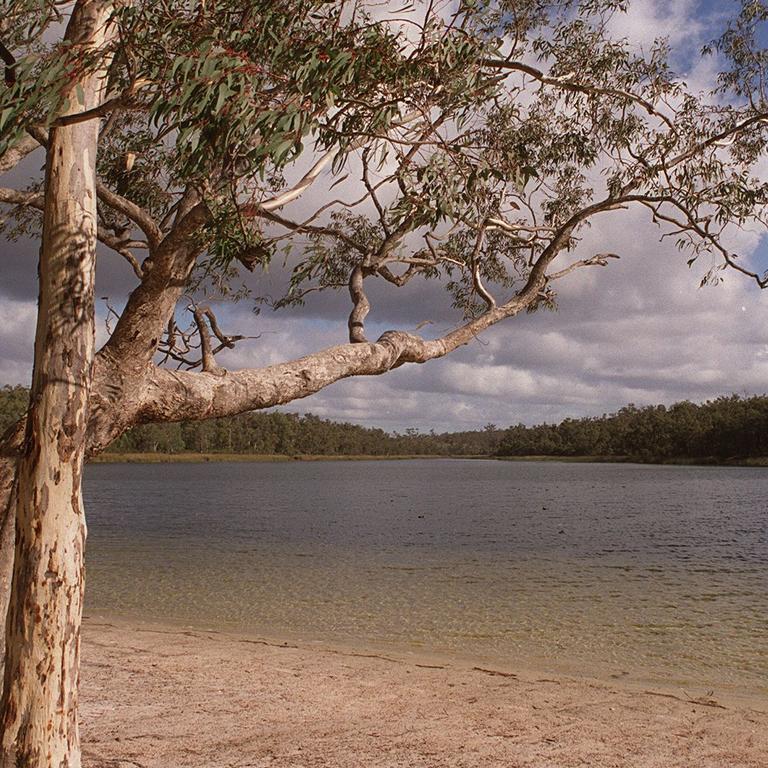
89,452,488,464
83,613,768,710
80,616,768,767
89,451,768,468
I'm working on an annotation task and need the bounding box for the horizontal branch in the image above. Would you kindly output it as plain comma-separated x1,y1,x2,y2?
0,185,146,277
548,252,620,281
139,296,531,425
636,112,768,186
0,187,42,207
52,96,125,127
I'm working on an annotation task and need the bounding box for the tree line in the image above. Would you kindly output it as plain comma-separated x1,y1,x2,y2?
497,396,768,462
3,385,768,461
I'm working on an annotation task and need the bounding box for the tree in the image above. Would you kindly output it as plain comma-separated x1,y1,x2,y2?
2,0,768,763
0,2,115,764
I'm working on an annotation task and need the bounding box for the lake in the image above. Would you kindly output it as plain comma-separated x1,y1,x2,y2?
83,459,768,698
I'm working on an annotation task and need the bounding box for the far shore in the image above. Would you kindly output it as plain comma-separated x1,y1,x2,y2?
81,617,768,768
90,451,768,467
498,454,768,467
89,452,487,464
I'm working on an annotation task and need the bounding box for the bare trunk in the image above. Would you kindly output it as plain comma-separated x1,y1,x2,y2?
0,3,112,764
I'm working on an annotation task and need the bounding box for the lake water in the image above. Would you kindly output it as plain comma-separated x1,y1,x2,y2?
82,459,768,698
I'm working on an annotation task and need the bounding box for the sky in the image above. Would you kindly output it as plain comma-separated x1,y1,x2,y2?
2,0,768,433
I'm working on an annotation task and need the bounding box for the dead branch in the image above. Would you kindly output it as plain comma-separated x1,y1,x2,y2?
548,253,620,281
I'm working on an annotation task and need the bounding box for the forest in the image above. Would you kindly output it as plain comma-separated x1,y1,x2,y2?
2,385,768,462
497,396,768,462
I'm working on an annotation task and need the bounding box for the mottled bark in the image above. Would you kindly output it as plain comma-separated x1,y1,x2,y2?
0,2,113,765
137,298,530,425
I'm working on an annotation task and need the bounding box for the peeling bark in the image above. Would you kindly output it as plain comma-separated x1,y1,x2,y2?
0,2,113,765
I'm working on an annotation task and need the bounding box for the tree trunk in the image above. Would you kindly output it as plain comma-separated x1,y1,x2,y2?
0,2,112,764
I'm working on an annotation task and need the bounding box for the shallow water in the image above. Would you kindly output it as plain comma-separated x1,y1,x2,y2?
83,459,768,696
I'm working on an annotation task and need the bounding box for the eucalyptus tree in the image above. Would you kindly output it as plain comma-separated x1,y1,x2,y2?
2,0,768,763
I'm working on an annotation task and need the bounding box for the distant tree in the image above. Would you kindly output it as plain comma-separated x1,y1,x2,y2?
495,394,768,461
3,0,768,762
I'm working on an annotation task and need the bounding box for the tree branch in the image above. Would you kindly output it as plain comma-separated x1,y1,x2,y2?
348,265,370,343
0,39,16,86
95,181,162,249
10,124,163,249
632,194,768,289
192,306,225,375
52,96,125,127
240,109,428,216
0,135,40,175
482,58,675,130
0,187,42,207
0,186,147,278
548,252,620,281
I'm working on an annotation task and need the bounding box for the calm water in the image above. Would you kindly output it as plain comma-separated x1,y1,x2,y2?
82,460,768,697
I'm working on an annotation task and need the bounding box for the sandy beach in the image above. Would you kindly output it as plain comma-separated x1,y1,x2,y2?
80,619,767,768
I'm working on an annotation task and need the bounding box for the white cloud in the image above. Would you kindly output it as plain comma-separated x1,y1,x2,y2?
607,0,706,53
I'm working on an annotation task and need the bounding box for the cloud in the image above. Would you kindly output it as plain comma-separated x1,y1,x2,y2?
607,0,707,56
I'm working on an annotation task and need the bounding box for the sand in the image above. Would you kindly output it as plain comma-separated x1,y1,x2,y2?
80,620,768,768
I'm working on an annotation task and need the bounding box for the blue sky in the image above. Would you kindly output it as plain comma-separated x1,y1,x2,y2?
2,0,768,433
